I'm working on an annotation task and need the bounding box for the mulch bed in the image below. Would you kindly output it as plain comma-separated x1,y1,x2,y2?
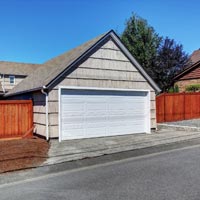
0,137,49,173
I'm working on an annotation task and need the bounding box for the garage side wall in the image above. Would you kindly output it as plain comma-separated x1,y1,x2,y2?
48,39,156,138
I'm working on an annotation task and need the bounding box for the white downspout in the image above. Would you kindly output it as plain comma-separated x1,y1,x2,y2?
2,74,5,94
41,86,49,140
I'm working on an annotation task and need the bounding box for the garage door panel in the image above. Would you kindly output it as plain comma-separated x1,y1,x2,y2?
62,111,85,116
62,125,84,131
85,122,107,128
62,103,84,111
60,89,149,140
86,104,107,111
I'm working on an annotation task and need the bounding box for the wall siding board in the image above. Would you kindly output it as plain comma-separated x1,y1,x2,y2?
53,78,153,90
68,68,146,82
91,48,129,61
101,40,120,50
49,113,58,126
80,58,137,72
34,124,46,137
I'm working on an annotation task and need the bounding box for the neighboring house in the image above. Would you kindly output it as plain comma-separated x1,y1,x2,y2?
173,49,200,92
174,60,200,92
0,61,40,96
1,30,160,141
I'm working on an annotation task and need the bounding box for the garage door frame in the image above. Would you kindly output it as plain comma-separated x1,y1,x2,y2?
58,86,151,142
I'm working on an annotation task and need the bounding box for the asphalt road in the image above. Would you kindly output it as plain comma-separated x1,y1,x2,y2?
1,145,200,200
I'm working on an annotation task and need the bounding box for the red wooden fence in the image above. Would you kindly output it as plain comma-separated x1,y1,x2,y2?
0,100,33,138
156,92,200,123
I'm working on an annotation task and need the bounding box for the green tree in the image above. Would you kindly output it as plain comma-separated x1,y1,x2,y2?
121,14,162,77
121,13,189,91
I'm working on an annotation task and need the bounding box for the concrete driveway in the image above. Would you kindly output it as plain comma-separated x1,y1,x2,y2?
45,129,200,165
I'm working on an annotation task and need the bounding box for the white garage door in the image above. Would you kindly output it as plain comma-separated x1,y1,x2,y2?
59,88,150,141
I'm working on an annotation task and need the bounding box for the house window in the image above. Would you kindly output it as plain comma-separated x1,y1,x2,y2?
9,76,15,84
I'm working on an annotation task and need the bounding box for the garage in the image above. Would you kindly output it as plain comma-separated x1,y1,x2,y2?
59,87,150,141
6,30,160,140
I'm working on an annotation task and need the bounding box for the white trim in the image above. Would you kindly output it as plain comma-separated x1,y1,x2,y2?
58,85,151,93
58,86,151,141
146,90,151,133
58,87,62,142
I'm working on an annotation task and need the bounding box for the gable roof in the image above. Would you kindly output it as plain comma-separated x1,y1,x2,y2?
0,61,40,76
174,60,200,81
5,30,160,97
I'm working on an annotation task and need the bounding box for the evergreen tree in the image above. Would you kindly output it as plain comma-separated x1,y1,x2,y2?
121,14,189,91
121,14,162,77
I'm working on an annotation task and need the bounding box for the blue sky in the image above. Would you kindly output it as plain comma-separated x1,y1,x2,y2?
0,0,199,63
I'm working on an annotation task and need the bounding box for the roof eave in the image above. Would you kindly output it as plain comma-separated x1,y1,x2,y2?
4,86,44,97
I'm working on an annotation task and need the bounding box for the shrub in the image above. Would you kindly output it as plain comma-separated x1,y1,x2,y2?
174,84,179,93
168,87,174,93
185,84,200,92
167,84,179,93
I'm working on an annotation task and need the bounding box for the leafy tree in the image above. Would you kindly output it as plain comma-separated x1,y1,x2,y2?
121,13,189,91
154,37,189,90
121,14,162,77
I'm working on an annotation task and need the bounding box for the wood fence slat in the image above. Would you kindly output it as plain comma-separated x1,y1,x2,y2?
156,92,200,123
0,100,33,138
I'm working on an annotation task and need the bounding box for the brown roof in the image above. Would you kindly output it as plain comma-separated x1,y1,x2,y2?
179,65,200,80
190,49,200,64
0,61,41,76
174,49,200,81
174,60,200,81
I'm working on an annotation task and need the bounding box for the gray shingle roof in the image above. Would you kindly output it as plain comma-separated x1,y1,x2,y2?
0,61,40,76
6,33,106,96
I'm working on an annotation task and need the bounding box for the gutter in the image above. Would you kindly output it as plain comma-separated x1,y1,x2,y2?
41,86,49,140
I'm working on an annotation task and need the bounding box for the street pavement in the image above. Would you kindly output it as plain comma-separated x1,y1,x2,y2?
1,143,200,200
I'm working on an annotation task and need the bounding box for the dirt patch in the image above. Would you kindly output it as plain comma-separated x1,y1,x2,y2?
0,137,49,173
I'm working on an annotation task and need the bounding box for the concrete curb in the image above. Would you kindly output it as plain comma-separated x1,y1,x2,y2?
157,123,200,132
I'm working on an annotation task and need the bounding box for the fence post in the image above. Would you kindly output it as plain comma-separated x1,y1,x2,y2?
164,93,166,122
183,92,185,120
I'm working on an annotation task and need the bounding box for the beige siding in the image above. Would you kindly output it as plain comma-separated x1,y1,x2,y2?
32,92,46,137
0,75,25,91
48,39,157,138
91,48,129,61
80,58,137,72
101,40,120,50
